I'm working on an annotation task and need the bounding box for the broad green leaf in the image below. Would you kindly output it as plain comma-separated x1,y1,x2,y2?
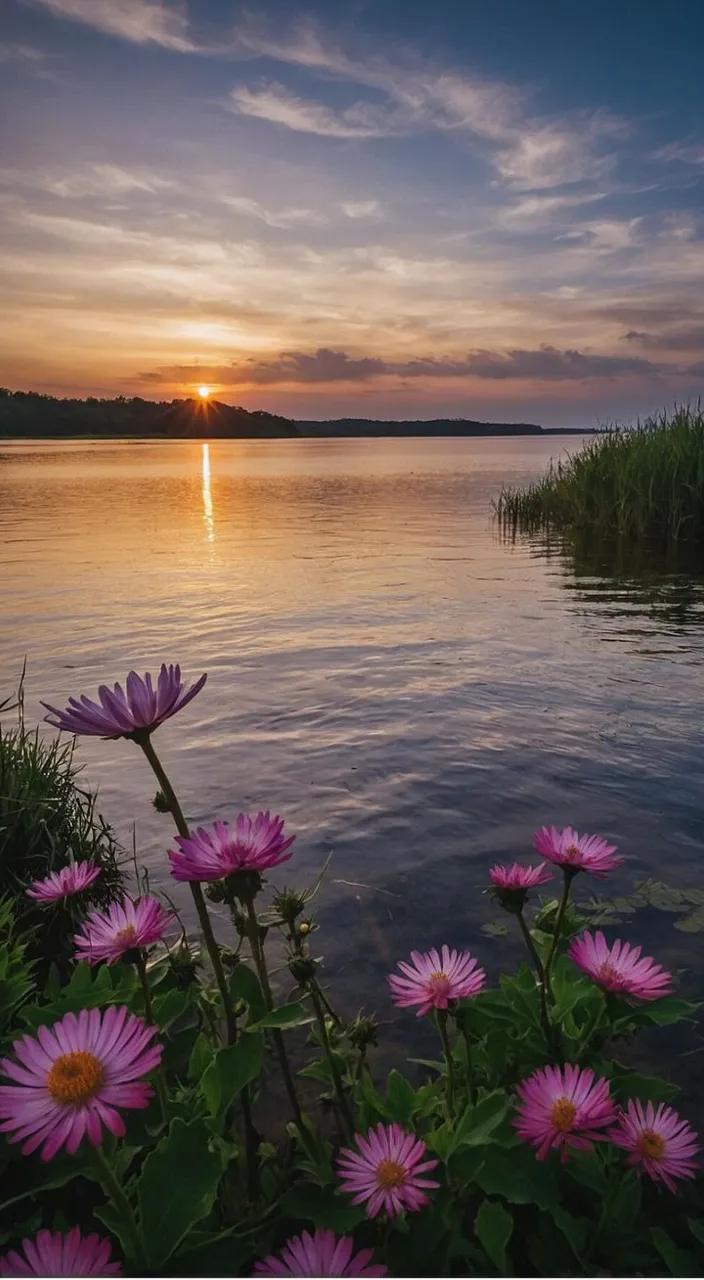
474,1199,513,1275
472,1143,559,1208
609,1068,679,1105
137,1118,224,1270
93,1201,141,1266
229,962,267,1022
674,908,704,933
451,1091,509,1152
246,1001,315,1032
549,1206,587,1260
188,1032,215,1080
610,1174,641,1229
201,1033,264,1117
170,1233,252,1277
687,1219,704,1247
0,1151,97,1212
152,986,193,1030
385,1070,417,1125
651,1228,700,1277
281,1184,366,1232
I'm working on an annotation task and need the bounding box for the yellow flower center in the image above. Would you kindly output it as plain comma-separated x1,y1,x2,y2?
550,1097,577,1132
429,971,449,986
376,1159,406,1189
47,1051,105,1104
637,1129,666,1160
115,924,138,947
565,844,580,860
598,961,618,984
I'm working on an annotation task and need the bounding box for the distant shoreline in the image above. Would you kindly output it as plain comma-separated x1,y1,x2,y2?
1,427,597,442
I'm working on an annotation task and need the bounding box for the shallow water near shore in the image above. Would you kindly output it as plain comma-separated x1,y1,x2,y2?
1,435,703,1095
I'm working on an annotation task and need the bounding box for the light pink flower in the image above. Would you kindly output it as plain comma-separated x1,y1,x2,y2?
568,931,673,1001
42,664,206,740
489,862,553,890
74,896,173,965
608,1100,700,1193
388,946,486,1017
533,825,623,878
337,1122,439,1218
0,1227,121,1277
0,1006,162,1161
26,862,100,904
167,813,295,883
254,1229,387,1277
514,1064,618,1163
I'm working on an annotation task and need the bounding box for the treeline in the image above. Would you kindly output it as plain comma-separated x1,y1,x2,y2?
0,389,298,438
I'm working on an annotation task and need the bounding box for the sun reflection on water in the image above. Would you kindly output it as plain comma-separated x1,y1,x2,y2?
201,442,214,542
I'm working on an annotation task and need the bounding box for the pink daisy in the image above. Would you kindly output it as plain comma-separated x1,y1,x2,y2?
254,1229,387,1277
26,862,100,904
167,813,295,883
514,1064,618,1163
337,1122,439,1218
533,825,623,878
489,862,553,890
568,931,673,1001
608,1100,700,1193
74,896,173,965
42,664,207,740
0,1006,162,1161
388,946,486,1017
0,1227,122,1277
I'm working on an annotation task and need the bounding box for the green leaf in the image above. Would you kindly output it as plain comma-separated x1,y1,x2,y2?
674,907,704,933
93,1201,140,1265
152,986,193,1030
651,1228,700,1277
137,1118,224,1271
385,1070,417,1125
188,1032,215,1080
246,1001,315,1031
281,1184,366,1232
451,1091,509,1153
549,1206,587,1260
229,962,267,1022
474,1199,513,1275
609,1067,680,1105
610,1174,641,1229
170,1233,252,1277
472,1143,559,1208
0,1150,97,1212
200,1033,263,1116
687,1219,704,1248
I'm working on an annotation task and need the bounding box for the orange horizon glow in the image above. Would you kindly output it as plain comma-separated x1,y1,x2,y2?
198,385,211,399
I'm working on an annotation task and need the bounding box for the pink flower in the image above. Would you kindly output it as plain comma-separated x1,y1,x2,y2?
337,1122,439,1218
489,862,552,890
0,1006,162,1161
388,946,486,1017
26,862,100,904
168,813,295,883
533,825,623,878
74,896,173,965
41,664,206,740
568,931,673,1001
514,1064,618,1163
0,1227,121,1277
254,1229,387,1277
608,1100,700,1193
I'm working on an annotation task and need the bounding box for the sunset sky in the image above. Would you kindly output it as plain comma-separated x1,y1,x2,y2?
2,0,704,426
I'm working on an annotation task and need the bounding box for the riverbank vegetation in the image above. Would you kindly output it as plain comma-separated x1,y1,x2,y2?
495,405,704,548
0,663,702,1277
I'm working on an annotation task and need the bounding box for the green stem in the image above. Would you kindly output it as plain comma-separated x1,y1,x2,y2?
582,999,608,1053
243,894,304,1130
90,1146,145,1267
310,986,354,1140
587,1171,622,1261
517,910,554,1053
435,1010,456,1122
134,949,169,1125
459,1019,475,1105
137,734,189,838
545,869,573,986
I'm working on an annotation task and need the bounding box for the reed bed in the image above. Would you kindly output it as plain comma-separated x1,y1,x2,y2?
494,404,704,547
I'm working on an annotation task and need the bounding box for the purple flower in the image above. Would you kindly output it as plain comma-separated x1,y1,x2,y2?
168,813,295,882
608,1100,700,1193
514,1064,617,1163
26,862,100,904
0,1227,121,1277
41,664,206,740
74,896,173,965
337,1123,439,1218
568,930,673,1001
533,825,623,878
388,946,485,1017
254,1229,386,1277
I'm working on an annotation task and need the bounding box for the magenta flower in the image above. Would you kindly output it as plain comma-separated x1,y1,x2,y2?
337,1122,439,1218
254,1229,387,1277
533,825,623,878
26,862,100,904
388,946,486,1017
0,1006,162,1161
489,862,552,890
514,1064,618,1163
608,1100,700,1193
41,664,207,740
0,1227,121,1277
568,930,673,1001
168,813,295,883
74,896,174,966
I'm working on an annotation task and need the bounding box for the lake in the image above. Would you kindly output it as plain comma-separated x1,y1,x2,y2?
1,435,704,1070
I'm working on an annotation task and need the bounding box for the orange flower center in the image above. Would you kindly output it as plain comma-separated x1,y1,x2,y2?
376,1159,406,1189
637,1129,666,1160
550,1097,577,1132
429,971,449,986
598,961,618,983
565,844,580,860
115,924,138,947
47,1051,105,1104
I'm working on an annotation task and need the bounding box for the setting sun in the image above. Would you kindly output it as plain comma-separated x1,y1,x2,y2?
198,385,211,399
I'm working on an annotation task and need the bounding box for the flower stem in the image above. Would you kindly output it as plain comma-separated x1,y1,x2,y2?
137,734,189,838
310,986,354,1140
545,868,573,985
517,910,553,1052
134,949,169,1126
458,1018,475,1105
435,1010,456,1122
242,893,304,1130
90,1146,145,1268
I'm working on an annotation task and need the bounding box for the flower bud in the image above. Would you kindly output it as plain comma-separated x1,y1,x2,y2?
288,953,318,984
347,1012,379,1051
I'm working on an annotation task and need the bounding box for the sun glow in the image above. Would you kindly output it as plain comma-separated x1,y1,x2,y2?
198,385,211,399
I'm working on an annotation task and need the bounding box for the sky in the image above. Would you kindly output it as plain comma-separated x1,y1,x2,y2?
1,0,704,426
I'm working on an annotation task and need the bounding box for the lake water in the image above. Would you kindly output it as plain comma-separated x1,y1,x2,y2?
2,435,704,1074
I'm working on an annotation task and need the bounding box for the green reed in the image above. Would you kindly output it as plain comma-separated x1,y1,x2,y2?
494,404,704,547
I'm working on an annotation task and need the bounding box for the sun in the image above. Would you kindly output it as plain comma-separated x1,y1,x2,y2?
197,385,211,399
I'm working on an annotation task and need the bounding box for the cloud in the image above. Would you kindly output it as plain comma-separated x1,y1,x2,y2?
26,0,197,51
228,83,405,138
221,194,327,228
622,325,704,352
494,112,627,190
0,42,46,63
652,141,704,167
142,344,664,387
340,200,382,219
498,191,608,226
43,164,177,198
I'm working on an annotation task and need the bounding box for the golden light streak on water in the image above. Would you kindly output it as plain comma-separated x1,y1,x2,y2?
202,441,214,542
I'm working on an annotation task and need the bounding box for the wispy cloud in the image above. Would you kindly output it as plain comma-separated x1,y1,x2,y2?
229,83,398,138
0,41,47,63
221,194,327,228
652,141,704,167
341,200,383,219
26,0,198,51
494,113,627,190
